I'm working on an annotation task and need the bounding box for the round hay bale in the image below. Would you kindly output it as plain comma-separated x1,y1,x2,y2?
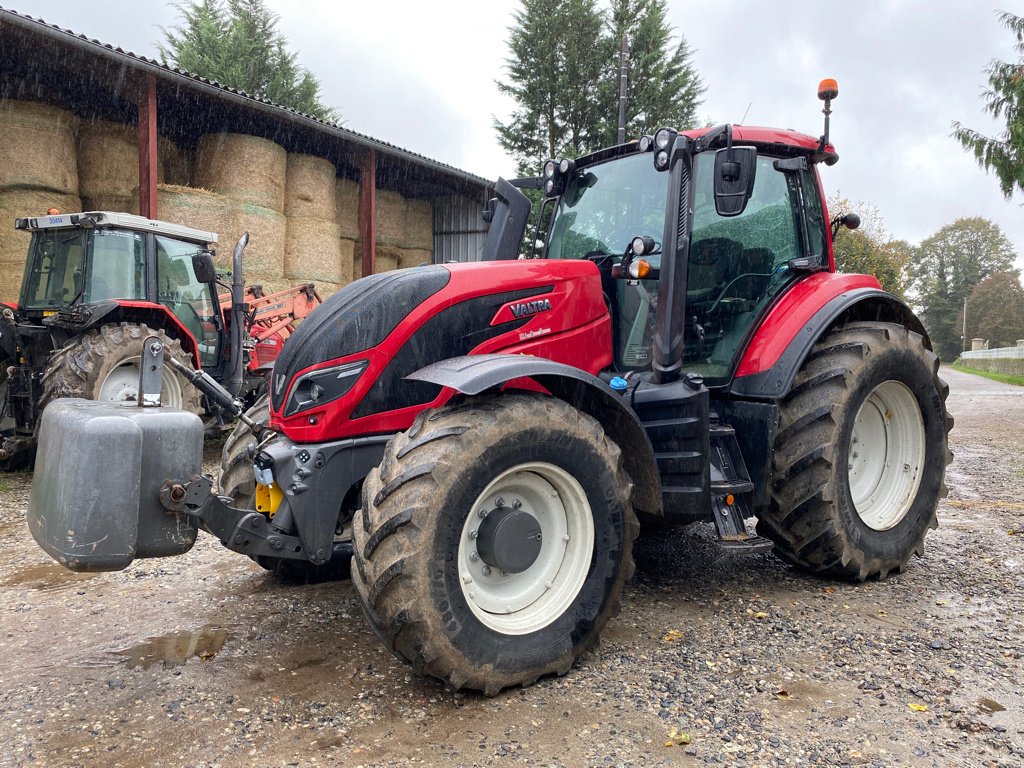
159,137,193,186
0,100,79,194
77,119,137,201
195,133,286,212
312,280,343,299
236,203,285,281
336,178,360,239
285,154,336,219
376,188,407,246
284,217,346,284
399,248,432,270
0,189,82,302
406,198,433,249
82,192,140,216
156,185,236,262
375,244,401,273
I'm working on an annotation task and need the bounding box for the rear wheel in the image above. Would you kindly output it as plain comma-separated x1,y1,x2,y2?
352,394,637,695
217,393,353,583
40,323,202,414
758,321,952,580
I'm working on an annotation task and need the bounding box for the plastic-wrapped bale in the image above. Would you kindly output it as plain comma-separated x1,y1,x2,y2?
285,217,347,284
156,185,236,263
195,133,286,213
77,120,137,208
0,189,82,302
376,188,406,246
335,177,360,240
235,203,286,282
285,154,337,220
406,198,433,249
375,244,401,273
399,248,432,270
0,100,79,194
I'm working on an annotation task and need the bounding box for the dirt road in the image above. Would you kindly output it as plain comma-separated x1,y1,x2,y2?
1,366,1021,768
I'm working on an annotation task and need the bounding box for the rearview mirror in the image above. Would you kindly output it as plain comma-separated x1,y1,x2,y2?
714,147,757,217
192,251,217,283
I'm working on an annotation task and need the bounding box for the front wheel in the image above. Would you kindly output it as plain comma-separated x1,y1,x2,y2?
352,394,637,695
758,321,952,580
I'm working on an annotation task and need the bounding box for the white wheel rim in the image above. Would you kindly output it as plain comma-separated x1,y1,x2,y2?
98,356,185,408
457,462,595,635
848,380,925,531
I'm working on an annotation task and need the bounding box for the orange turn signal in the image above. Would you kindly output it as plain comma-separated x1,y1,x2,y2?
628,258,652,279
725,494,735,506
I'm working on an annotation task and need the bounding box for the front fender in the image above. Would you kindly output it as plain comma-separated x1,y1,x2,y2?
410,354,663,514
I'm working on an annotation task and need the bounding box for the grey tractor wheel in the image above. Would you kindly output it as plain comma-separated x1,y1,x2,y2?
757,321,953,580
352,394,638,695
218,392,353,584
40,323,202,414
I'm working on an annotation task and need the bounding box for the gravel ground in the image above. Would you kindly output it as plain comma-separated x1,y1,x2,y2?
0,366,1021,768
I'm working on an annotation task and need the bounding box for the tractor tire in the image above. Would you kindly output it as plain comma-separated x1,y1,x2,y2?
352,394,638,695
39,323,202,415
0,364,30,472
757,321,952,581
216,392,354,584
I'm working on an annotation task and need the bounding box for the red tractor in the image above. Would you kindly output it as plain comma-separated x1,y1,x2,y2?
28,82,951,695
0,211,319,469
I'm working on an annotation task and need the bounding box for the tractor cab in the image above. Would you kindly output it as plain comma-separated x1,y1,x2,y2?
14,211,223,369
542,126,832,387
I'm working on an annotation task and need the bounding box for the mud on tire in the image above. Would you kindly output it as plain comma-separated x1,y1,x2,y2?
352,393,638,695
39,322,202,414
758,321,953,580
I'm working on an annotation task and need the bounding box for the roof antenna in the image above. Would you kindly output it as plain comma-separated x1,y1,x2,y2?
739,102,751,125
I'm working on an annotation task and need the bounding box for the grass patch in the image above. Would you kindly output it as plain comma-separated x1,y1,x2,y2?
951,361,1024,387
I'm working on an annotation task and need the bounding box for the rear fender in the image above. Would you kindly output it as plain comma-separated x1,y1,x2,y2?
731,287,928,400
410,354,663,515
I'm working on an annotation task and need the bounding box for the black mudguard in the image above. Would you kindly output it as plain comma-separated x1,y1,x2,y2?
410,354,663,515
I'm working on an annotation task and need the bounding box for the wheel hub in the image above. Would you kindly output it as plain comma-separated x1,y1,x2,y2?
476,507,542,574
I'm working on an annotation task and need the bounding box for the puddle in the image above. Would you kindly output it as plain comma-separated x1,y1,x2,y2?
978,697,1006,714
0,563,98,591
113,627,233,669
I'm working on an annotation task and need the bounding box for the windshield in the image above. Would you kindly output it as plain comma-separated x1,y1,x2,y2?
547,151,668,262
20,229,86,309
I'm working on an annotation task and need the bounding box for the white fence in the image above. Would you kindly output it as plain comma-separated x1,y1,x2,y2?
961,346,1024,360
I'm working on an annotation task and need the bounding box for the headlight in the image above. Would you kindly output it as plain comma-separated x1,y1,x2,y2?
654,128,675,149
284,359,368,417
543,160,556,178
544,178,556,195
558,157,575,174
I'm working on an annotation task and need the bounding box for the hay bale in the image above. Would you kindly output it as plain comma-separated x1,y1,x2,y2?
0,189,82,302
236,203,285,281
159,137,193,186
375,244,401,273
0,100,79,194
400,248,432,270
156,185,235,262
376,189,406,245
336,178,360,239
285,217,347,284
195,133,286,212
77,120,137,201
82,193,140,216
285,154,336,219
312,280,343,300
406,198,433,249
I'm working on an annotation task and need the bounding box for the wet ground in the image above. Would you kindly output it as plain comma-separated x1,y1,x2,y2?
0,367,1021,767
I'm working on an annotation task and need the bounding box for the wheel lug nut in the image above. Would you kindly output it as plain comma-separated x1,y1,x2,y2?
495,497,505,507
478,509,487,518
469,552,479,562
482,565,492,576
469,528,478,539
512,499,522,509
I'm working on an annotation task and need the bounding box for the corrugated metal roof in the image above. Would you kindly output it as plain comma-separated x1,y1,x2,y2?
0,5,492,190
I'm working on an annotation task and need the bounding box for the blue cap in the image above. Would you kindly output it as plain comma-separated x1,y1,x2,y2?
609,376,628,392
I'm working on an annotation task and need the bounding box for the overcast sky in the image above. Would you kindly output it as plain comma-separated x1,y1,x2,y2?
7,0,1024,265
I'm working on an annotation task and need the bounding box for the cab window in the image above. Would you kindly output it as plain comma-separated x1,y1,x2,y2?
156,236,220,368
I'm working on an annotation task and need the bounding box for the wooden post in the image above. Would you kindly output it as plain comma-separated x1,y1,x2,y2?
358,148,377,277
137,74,158,219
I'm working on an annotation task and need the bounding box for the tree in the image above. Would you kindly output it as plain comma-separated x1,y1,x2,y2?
495,0,704,176
595,0,705,147
907,217,1019,360
159,0,337,122
952,11,1024,199
827,195,909,297
960,272,1024,348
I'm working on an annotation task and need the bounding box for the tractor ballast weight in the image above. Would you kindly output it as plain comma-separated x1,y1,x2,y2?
27,81,952,694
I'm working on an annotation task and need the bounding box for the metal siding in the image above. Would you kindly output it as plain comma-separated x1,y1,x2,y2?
433,194,488,263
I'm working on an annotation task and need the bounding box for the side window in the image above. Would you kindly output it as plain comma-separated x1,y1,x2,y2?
156,236,220,368
799,170,828,263
86,230,146,302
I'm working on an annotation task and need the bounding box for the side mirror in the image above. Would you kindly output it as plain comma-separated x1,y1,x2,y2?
192,251,217,283
714,146,757,217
